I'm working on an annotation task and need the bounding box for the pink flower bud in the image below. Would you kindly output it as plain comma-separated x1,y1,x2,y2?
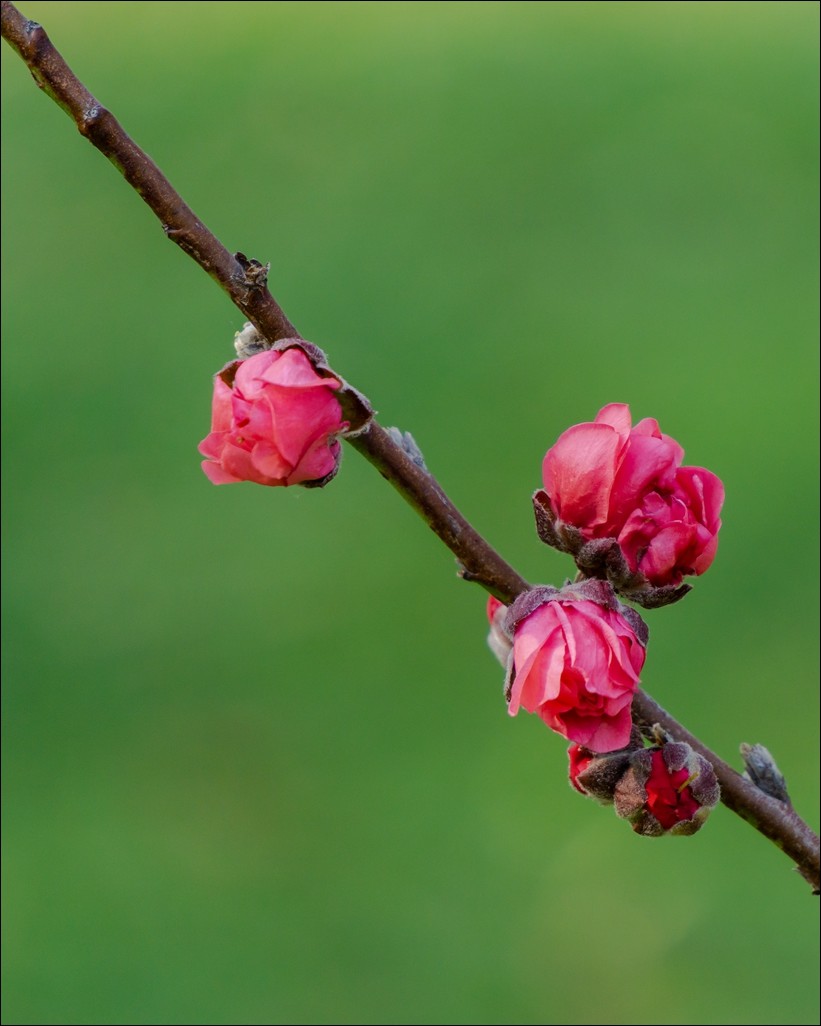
539,404,724,592
504,580,648,754
614,743,720,836
199,345,347,487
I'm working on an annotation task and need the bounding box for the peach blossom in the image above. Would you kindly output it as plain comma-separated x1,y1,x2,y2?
199,347,346,487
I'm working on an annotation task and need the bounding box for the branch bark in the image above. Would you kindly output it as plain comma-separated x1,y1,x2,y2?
3,0,817,893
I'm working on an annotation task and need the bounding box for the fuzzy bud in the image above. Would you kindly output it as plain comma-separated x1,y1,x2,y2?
614,742,720,837
567,728,644,803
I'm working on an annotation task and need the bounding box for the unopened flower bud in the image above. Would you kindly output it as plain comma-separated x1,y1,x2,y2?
740,742,791,804
614,742,720,837
233,321,270,358
568,745,629,804
568,728,644,803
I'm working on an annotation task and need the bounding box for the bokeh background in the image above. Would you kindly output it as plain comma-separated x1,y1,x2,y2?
2,3,818,1024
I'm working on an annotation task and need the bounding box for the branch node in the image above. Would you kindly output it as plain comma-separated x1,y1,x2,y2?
234,251,270,291
26,17,43,45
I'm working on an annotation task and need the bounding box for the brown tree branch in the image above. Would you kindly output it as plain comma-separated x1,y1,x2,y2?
346,423,530,601
2,0,817,893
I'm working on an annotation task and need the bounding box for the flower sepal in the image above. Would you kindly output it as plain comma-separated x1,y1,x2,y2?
568,727,644,804
503,578,649,648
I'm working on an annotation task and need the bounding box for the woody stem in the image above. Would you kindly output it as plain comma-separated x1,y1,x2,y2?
2,0,817,893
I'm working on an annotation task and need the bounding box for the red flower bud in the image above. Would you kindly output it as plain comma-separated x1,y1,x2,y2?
614,742,720,837
567,728,644,803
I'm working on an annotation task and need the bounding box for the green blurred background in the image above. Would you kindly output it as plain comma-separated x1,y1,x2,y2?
2,2,818,1023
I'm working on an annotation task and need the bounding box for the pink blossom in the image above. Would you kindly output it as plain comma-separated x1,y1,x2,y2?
199,347,346,487
541,403,723,587
505,583,647,753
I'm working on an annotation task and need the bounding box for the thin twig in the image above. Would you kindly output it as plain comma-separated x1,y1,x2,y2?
2,1,817,892
347,423,530,601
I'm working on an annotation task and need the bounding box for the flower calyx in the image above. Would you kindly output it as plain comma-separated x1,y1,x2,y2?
533,489,691,609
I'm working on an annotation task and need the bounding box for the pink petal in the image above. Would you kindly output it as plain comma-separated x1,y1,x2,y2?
509,608,562,715
208,377,235,434
608,433,681,529
250,441,293,481
631,417,663,440
675,466,725,531
580,704,634,753
260,347,341,391
637,523,693,584
267,387,344,467
523,638,567,708
233,349,279,399
233,393,275,442
513,605,560,667
198,430,228,461
486,596,504,626
201,459,241,485
692,533,719,574
594,403,633,434
542,422,623,530
220,442,279,485
288,436,340,484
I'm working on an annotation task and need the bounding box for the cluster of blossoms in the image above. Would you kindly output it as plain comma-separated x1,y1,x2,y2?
488,403,724,836
199,344,723,837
